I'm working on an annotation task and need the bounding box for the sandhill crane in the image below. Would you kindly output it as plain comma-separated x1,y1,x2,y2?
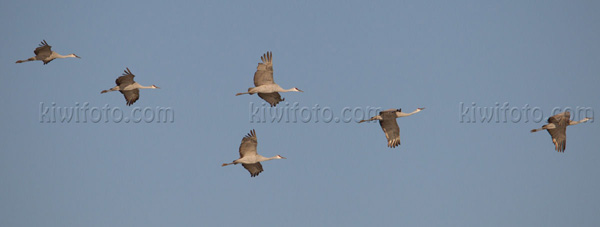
101,67,160,106
235,51,303,107
359,108,425,148
15,40,80,65
222,129,286,177
530,111,592,152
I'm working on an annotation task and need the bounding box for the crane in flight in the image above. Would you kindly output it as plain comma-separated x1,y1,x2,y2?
16,40,80,65
359,108,425,148
530,111,592,152
101,67,160,106
222,130,286,177
236,51,302,107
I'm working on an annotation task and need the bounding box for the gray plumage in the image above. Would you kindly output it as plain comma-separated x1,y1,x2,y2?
235,52,303,107
379,109,402,148
242,163,264,178
222,129,286,177
359,108,425,148
100,68,160,106
16,40,80,65
530,111,592,152
254,52,285,106
254,52,275,86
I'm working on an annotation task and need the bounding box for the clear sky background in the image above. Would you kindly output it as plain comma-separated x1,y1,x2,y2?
1,1,599,226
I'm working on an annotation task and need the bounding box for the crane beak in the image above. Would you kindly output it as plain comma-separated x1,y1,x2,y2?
74,54,81,58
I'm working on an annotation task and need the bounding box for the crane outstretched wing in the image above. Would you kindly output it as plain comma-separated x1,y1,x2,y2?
548,112,570,124
379,108,399,113
120,89,140,106
34,40,52,60
546,112,569,152
242,163,264,177
239,129,258,158
43,59,55,65
258,93,285,107
379,111,401,148
547,126,567,152
116,68,135,86
253,51,274,86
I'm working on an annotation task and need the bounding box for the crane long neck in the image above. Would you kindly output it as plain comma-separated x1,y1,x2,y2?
55,53,75,59
136,84,155,89
275,87,296,93
396,109,421,117
257,155,279,162
569,118,591,126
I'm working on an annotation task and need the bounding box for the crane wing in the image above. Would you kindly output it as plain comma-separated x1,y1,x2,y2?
548,112,570,124
379,112,401,148
34,40,52,60
242,163,264,177
120,89,140,106
380,108,398,113
43,58,55,65
258,92,285,107
546,112,569,152
547,126,567,152
239,129,258,158
254,51,275,86
115,68,135,86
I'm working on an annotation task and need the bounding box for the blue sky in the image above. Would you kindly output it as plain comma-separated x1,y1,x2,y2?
1,0,599,226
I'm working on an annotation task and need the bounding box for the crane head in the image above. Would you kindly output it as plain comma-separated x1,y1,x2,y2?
152,85,160,89
71,54,81,58
276,155,287,159
294,87,303,92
